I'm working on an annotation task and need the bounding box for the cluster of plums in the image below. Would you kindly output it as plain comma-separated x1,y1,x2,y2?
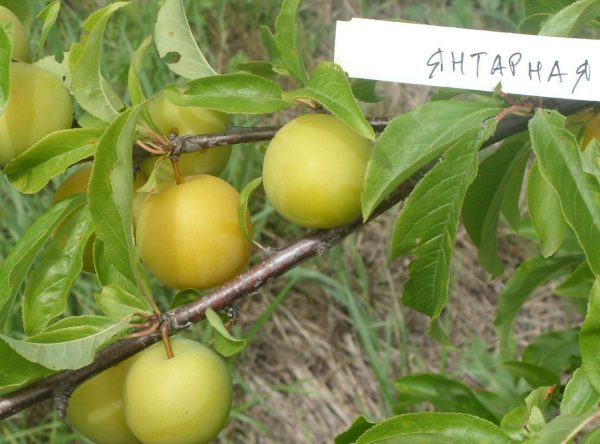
1,5,373,443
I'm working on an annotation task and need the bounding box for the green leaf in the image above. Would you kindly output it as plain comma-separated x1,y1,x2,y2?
351,79,382,104
35,52,71,91
522,329,581,375
355,413,510,444
502,361,560,388
463,134,530,276
4,128,102,193
154,0,216,79
169,288,204,310
529,110,600,276
494,256,577,360
0,24,11,115
0,195,86,328
527,160,566,257
93,238,141,298
205,307,247,357
238,177,261,246
22,205,94,336
274,0,307,83
0,339,51,395
556,260,595,298
95,285,150,320
35,0,59,59
581,139,600,182
237,61,276,79
581,279,600,394
69,2,128,122
501,147,529,230
335,416,376,444
562,367,600,415
581,427,600,444
259,25,283,68
283,62,375,140
500,386,554,440
539,0,600,36
0,315,131,370
392,123,496,318
525,0,573,15
88,105,145,286
0,1,31,27
524,412,598,443
166,72,289,114
394,373,498,423
517,13,549,35
127,35,152,106
362,100,504,219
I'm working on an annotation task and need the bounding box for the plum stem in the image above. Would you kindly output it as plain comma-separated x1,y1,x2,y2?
171,158,182,185
161,323,175,359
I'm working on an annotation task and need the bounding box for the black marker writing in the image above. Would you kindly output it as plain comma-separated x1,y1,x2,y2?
508,53,522,76
452,51,464,74
528,61,542,82
491,55,505,76
427,48,443,79
572,60,591,93
470,52,487,78
548,61,567,83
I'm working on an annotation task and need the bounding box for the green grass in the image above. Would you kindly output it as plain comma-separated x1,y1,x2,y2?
0,0,528,442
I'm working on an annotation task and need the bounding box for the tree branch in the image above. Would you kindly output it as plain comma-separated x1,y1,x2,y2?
0,97,595,420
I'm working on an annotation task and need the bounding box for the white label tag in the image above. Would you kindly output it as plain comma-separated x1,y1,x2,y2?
334,19,597,101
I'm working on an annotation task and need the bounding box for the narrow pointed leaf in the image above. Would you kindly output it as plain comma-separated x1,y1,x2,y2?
463,134,530,276
284,62,375,140
556,260,595,298
0,340,51,395
581,139,600,183
494,256,577,360
95,285,150,320
392,123,496,318
539,0,600,37
501,149,529,230
394,373,498,423
88,105,144,286
69,2,128,122
529,110,600,276
581,279,600,393
562,368,600,415
238,177,261,246
274,0,307,83
522,329,581,375
525,412,600,443
362,100,504,219
205,307,247,357
527,160,566,257
335,416,376,444
355,413,510,444
0,195,86,328
502,361,560,388
127,35,152,106
4,128,102,193
0,24,11,115
93,238,142,299
35,0,60,58
0,315,131,370
154,0,216,79
22,206,94,336
167,72,288,114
